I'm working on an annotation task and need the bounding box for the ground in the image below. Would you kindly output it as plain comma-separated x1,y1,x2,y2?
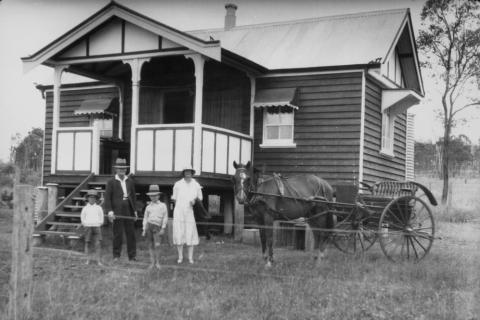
0,206,479,320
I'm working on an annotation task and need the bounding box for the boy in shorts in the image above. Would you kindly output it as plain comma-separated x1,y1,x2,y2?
81,189,104,265
142,185,168,269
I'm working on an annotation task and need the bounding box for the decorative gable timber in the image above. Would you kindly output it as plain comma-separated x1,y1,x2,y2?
55,18,184,60
21,1,220,73
380,10,423,95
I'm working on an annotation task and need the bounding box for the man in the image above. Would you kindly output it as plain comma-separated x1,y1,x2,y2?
104,158,138,261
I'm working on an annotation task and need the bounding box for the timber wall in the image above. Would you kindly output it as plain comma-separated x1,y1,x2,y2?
43,86,119,177
363,76,406,183
253,72,363,185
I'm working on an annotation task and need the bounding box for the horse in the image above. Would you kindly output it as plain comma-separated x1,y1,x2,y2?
232,161,334,268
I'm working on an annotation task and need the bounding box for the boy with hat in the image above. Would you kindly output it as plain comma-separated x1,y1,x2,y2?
142,185,168,269
81,189,104,265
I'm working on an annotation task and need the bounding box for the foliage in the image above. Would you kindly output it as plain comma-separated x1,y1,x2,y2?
11,127,43,172
0,161,15,188
418,0,480,203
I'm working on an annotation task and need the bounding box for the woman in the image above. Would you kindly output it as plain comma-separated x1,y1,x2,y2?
171,165,202,264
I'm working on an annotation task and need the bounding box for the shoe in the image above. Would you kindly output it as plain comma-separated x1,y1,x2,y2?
113,257,120,262
85,260,90,265
155,263,161,269
177,258,183,264
129,257,138,262
189,259,194,265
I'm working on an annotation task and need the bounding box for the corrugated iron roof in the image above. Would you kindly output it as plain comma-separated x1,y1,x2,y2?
189,9,408,70
253,88,298,109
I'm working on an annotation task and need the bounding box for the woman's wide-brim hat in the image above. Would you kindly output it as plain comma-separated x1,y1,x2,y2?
85,189,100,199
113,158,129,169
181,165,196,176
146,184,162,196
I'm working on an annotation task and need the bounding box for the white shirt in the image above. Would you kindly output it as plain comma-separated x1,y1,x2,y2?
115,174,128,198
81,203,104,227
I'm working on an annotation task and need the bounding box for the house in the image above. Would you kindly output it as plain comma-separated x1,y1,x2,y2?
24,2,423,241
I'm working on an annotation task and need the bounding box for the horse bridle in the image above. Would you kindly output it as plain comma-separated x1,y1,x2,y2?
233,167,254,205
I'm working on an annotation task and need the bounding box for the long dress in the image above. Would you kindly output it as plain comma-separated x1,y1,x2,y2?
172,178,202,246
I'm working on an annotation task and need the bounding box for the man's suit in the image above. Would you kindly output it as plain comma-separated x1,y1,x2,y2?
104,175,137,259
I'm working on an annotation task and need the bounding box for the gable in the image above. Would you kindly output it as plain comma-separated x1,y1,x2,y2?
55,17,185,60
21,2,220,72
381,16,423,94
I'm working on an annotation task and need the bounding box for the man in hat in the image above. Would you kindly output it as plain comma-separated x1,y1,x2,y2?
171,165,202,264
80,189,104,265
104,158,138,261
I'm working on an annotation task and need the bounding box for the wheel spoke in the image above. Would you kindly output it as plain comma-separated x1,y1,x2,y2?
395,200,408,224
387,207,405,227
411,231,434,241
408,237,419,259
412,235,428,253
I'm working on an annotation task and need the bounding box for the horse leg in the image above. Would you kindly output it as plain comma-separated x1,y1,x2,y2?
264,213,275,268
310,212,333,266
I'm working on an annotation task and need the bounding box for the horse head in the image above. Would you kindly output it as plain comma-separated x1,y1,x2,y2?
232,161,252,204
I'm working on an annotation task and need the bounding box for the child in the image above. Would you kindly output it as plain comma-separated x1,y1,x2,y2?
80,189,104,266
142,185,168,269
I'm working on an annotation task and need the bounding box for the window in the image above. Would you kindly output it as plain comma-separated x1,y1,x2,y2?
93,119,113,138
381,109,395,157
260,109,295,148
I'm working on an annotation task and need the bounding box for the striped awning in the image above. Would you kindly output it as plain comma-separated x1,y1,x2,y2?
253,88,298,110
74,98,117,117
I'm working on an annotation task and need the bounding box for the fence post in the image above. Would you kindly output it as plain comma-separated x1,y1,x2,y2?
223,193,233,235
46,183,58,215
35,186,48,223
234,199,244,242
8,185,34,320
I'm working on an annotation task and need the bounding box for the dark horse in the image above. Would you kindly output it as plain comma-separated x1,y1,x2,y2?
233,161,334,268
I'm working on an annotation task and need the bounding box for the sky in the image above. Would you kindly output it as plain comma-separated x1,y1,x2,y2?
0,0,479,162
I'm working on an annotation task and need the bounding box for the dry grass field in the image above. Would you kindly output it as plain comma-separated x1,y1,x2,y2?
0,204,479,320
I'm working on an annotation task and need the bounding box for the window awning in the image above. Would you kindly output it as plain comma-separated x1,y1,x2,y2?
253,88,299,110
381,89,421,116
74,98,118,118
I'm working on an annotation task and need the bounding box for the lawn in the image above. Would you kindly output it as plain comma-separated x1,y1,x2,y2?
0,207,479,320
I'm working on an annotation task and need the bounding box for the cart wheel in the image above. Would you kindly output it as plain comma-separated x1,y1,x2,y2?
333,211,377,255
378,196,434,262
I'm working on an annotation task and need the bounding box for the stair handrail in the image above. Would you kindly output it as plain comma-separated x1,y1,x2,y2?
35,173,95,232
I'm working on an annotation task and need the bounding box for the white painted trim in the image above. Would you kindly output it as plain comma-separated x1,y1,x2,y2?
50,49,194,65
56,126,93,132
51,65,68,174
185,53,205,175
92,121,100,174
359,71,366,182
137,123,194,129
43,84,117,93
117,85,124,140
379,149,395,158
259,69,364,78
259,143,296,149
248,75,255,138
201,124,251,140
124,58,150,174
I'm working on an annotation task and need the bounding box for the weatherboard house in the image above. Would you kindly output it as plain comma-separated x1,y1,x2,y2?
24,2,423,240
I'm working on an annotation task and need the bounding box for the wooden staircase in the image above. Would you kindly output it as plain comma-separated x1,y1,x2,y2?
34,173,107,244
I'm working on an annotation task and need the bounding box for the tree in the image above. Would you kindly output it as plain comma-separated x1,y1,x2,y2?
11,128,43,171
436,134,473,176
418,0,480,203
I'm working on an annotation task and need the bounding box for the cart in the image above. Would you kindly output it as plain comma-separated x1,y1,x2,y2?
326,181,438,262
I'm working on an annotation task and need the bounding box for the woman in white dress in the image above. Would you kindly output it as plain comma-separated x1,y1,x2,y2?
171,165,202,264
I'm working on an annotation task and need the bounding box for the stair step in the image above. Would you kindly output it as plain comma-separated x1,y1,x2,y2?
80,189,106,194
55,212,81,218
34,230,80,237
88,181,107,186
64,205,84,211
46,221,81,227
72,197,87,202
58,184,79,189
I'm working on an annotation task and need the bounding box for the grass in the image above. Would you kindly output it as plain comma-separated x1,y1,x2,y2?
1,207,479,320
416,175,480,223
